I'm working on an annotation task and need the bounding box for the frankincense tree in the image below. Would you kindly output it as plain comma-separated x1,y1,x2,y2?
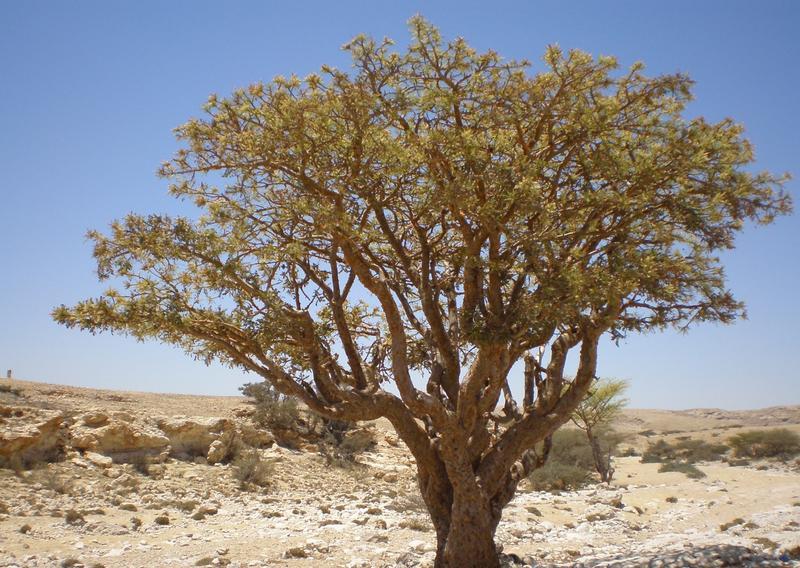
54,18,791,567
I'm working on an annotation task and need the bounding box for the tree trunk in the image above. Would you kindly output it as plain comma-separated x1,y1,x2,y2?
587,429,612,483
436,487,500,568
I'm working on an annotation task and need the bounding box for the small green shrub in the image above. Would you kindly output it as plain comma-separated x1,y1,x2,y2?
675,439,729,462
527,430,594,490
658,461,706,479
641,439,673,463
232,449,273,490
641,437,728,464
240,382,302,432
728,429,800,459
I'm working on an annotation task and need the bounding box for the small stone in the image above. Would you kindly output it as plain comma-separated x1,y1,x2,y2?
284,547,307,558
85,451,113,468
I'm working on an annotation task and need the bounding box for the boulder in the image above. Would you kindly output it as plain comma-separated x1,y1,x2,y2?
206,440,227,465
85,451,113,468
81,411,110,428
71,419,170,463
156,416,236,460
341,427,377,452
0,408,67,468
236,422,275,449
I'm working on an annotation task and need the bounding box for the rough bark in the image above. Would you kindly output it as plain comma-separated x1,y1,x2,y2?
440,489,499,568
587,428,613,483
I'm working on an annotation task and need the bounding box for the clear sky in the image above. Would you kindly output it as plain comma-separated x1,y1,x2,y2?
1,1,797,409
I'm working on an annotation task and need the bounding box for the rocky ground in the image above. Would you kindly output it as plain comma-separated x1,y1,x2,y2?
1,379,799,568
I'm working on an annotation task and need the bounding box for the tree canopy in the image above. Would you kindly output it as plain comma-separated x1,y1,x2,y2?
54,17,791,567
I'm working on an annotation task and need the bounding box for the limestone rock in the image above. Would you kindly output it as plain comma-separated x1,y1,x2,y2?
157,416,235,460
84,451,113,468
341,427,376,451
80,411,110,428
236,422,275,449
71,419,170,463
206,440,227,465
0,408,67,468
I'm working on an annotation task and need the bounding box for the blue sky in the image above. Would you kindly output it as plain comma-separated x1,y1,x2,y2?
1,1,797,409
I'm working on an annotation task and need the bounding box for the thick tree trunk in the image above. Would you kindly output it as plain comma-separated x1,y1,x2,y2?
435,488,500,568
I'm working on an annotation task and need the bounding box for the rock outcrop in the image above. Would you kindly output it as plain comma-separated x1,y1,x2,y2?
0,407,68,468
156,416,235,461
71,418,170,463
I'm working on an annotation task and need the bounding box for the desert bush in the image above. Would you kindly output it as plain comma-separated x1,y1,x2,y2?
232,449,273,490
527,428,620,491
388,490,429,515
398,518,432,531
529,461,592,491
641,439,673,463
240,381,302,432
64,510,85,525
674,439,728,462
127,453,154,476
318,423,377,468
45,474,74,495
641,437,728,464
0,384,22,396
657,461,706,479
728,429,800,459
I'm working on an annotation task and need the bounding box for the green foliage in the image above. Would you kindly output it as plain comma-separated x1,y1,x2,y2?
728,429,800,459
572,379,629,431
528,428,621,491
641,439,673,463
53,18,791,384
528,461,592,492
657,461,706,479
641,437,728,464
240,381,301,433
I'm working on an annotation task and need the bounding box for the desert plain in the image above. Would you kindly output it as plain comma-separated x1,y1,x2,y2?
1,379,798,567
